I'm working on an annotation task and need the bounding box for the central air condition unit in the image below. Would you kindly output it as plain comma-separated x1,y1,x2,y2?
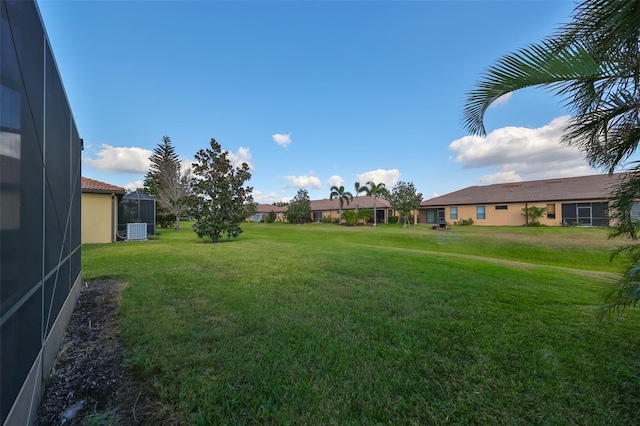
126,223,147,241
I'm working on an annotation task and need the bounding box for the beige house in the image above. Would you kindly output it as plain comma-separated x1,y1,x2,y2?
310,195,402,223
420,174,625,227
249,204,288,222
252,195,420,224
81,177,126,243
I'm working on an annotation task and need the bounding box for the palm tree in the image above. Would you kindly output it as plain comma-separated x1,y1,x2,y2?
462,0,640,316
353,181,368,219
329,185,353,224
364,181,387,226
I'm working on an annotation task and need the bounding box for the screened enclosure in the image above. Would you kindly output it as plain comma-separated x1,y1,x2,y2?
0,1,82,423
561,202,609,227
118,191,156,237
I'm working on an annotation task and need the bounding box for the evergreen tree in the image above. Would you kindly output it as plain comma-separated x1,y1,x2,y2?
143,135,191,230
384,181,422,227
191,138,253,243
285,189,311,224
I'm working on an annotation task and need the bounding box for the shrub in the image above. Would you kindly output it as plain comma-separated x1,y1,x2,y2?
388,216,399,224
342,210,357,225
265,211,276,223
454,218,474,226
357,208,373,224
157,211,176,229
522,206,547,226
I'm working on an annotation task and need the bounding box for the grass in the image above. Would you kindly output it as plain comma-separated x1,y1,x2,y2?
83,223,640,425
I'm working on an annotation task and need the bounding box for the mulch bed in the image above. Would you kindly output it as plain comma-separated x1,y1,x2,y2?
36,280,182,425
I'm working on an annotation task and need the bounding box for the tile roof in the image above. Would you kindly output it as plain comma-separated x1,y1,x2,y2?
81,177,126,194
421,173,625,207
255,204,288,213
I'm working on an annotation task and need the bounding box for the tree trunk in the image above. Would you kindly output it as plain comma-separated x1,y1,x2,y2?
373,197,377,226
175,216,181,231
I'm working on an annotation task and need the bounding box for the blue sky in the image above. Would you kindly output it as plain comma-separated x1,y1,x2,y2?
38,0,595,203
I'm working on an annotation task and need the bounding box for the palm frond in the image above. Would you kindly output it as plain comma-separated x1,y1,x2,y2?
607,168,640,239
463,0,640,137
601,261,640,319
563,94,640,170
463,39,602,135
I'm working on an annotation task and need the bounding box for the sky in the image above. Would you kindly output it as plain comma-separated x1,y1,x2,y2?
36,0,605,203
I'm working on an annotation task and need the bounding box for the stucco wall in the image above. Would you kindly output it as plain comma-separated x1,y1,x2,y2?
421,200,609,226
81,193,116,243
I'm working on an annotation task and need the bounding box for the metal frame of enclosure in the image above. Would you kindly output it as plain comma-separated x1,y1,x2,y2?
0,1,83,424
118,191,156,237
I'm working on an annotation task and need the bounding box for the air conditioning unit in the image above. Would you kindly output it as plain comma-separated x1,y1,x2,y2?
126,223,147,241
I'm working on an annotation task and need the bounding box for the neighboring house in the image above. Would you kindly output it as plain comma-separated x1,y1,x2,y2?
249,204,288,222
1,1,83,424
310,195,395,223
81,177,126,243
252,196,418,224
420,173,625,227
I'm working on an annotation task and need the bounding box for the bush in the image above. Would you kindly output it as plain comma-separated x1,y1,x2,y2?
157,211,176,229
342,210,357,225
454,218,474,226
357,208,373,224
522,206,547,226
388,216,399,224
265,211,276,223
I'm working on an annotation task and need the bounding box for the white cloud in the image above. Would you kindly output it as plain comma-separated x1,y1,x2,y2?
272,133,292,147
431,193,440,198
253,190,282,204
282,175,322,189
83,143,152,173
227,147,253,169
179,159,194,176
327,175,344,188
449,116,595,183
477,171,522,185
356,169,401,188
124,180,144,192
489,92,512,108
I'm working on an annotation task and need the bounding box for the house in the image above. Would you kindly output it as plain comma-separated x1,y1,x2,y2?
252,195,419,224
1,1,83,424
310,195,397,223
249,204,288,222
419,173,625,227
81,177,126,243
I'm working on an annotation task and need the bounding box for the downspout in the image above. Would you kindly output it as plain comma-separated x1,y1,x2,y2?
111,194,116,242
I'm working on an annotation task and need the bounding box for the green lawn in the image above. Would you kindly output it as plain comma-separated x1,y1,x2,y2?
83,223,640,425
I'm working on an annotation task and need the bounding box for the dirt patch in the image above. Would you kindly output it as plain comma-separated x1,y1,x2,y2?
36,280,182,425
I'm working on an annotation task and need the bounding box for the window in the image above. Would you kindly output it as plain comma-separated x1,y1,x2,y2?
450,206,458,220
476,206,486,220
547,203,556,219
495,205,508,210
